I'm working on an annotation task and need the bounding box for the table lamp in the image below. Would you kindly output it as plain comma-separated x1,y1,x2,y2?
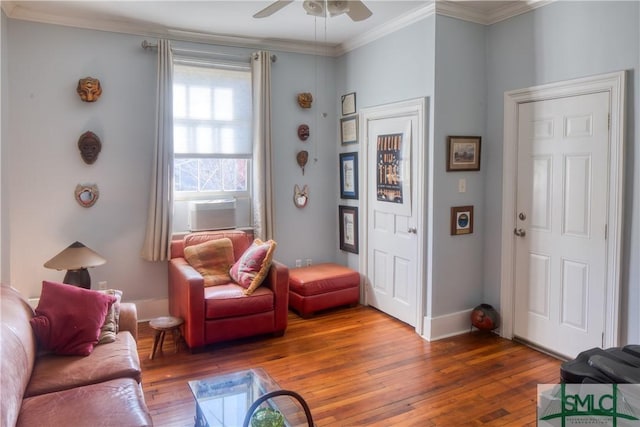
44,241,107,289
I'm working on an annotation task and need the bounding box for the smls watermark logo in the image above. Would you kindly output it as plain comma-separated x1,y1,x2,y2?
538,384,640,426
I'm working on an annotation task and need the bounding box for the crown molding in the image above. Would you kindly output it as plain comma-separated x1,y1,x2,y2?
337,3,436,56
166,29,338,57
2,1,555,57
436,0,555,26
0,0,338,56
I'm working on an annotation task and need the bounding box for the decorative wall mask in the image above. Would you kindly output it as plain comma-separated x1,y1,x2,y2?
77,131,102,164
293,185,309,209
296,150,309,175
77,77,102,102
75,184,99,208
297,124,310,141
297,92,313,109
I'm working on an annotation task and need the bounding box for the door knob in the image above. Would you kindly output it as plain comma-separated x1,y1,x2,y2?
408,227,417,234
513,228,526,237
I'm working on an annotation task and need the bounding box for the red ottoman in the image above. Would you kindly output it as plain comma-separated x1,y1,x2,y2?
289,263,360,318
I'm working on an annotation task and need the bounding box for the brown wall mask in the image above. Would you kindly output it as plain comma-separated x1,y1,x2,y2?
78,131,102,164
297,150,309,175
77,77,102,102
297,124,310,141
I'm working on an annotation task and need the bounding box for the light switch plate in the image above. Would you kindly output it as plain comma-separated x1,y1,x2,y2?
458,178,466,193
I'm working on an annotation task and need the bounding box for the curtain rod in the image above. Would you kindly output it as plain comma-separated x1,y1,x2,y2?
141,40,277,62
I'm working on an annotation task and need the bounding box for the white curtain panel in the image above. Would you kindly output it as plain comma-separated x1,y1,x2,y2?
141,39,174,261
251,51,274,241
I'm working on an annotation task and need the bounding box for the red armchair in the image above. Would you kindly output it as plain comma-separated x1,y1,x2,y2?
168,230,289,350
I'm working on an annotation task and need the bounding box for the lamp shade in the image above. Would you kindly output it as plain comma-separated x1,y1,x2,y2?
44,241,106,270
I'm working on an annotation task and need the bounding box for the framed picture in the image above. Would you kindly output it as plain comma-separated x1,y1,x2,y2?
447,136,481,171
375,127,412,216
451,205,474,235
339,152,358,199
339,205,359,253
340,116,358,145
341,92,356,116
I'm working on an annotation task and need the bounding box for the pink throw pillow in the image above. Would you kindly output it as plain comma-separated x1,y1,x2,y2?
229,239,277,295
30,281,116,356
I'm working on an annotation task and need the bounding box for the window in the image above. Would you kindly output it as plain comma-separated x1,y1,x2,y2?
173,60,252,200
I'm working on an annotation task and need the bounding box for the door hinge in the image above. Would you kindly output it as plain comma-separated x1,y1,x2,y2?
605,224,608,240
608,113,611,130
602,332,605,348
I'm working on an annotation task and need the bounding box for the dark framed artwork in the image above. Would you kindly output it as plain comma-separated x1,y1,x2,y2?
451,205,474,235
447,136,481,171
339,205,359,253
339,152,358,199
341,92,356,116
375,132,411,216
340,115,358,145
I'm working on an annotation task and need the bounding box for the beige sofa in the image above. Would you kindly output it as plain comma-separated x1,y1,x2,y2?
0,285,152,427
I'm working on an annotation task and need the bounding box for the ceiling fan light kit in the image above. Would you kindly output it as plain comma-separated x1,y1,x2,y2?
302,0,349,18
254,0,371,22
303,0,325,17
327,1,350,17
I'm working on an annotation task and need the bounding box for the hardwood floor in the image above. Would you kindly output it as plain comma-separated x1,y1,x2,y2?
137,306,561,426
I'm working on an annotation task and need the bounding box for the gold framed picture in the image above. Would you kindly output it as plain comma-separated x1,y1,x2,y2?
447,136,481,171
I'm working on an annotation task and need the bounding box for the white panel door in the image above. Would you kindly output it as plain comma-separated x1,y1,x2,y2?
366,116,419,326
513,92,610,358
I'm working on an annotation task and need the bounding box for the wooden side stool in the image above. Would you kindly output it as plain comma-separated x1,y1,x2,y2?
149,315,184,360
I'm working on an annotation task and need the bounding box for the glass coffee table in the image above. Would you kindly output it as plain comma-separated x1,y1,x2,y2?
189,368,308,427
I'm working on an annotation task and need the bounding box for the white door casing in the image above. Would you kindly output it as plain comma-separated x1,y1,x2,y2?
501,71,626,353
359,98,426,333
513,93,609,358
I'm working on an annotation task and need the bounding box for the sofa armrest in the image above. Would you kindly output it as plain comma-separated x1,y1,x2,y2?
265,260,289,333
119,302,138,342
169,257,206,348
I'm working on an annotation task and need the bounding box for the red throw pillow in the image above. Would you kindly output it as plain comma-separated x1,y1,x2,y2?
30,281,116,356
229,239,276,295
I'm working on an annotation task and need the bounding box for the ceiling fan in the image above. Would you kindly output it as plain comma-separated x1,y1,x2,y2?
254,0,373,22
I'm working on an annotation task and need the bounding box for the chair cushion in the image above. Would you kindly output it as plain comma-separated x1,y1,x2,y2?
29,281,115,356
289,263,360,296
184,238,235,287
204,285,274,319
230,239,277,295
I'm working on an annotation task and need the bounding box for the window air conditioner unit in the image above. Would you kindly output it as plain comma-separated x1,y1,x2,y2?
189,199,236,232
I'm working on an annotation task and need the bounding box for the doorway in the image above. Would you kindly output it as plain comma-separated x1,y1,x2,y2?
359,98,427,332
500,71,625,358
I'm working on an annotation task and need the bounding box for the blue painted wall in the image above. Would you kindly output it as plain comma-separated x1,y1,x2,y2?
2,2,638,340
484,1,639,342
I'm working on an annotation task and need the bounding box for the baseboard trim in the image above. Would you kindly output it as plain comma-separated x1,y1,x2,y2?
131,298,169,322
422,309,473,341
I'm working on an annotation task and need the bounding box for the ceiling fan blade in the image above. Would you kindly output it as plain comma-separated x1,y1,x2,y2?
346,0,372,21
253,0,294,18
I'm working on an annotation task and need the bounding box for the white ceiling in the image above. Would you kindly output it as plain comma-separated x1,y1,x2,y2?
2,1,552,55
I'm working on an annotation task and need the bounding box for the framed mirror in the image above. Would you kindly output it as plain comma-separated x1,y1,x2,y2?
75,184,99,208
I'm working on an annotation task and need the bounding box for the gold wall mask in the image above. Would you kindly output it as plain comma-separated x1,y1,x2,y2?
77,77,102,102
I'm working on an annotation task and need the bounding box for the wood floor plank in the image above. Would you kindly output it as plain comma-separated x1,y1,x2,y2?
137,306,561,426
